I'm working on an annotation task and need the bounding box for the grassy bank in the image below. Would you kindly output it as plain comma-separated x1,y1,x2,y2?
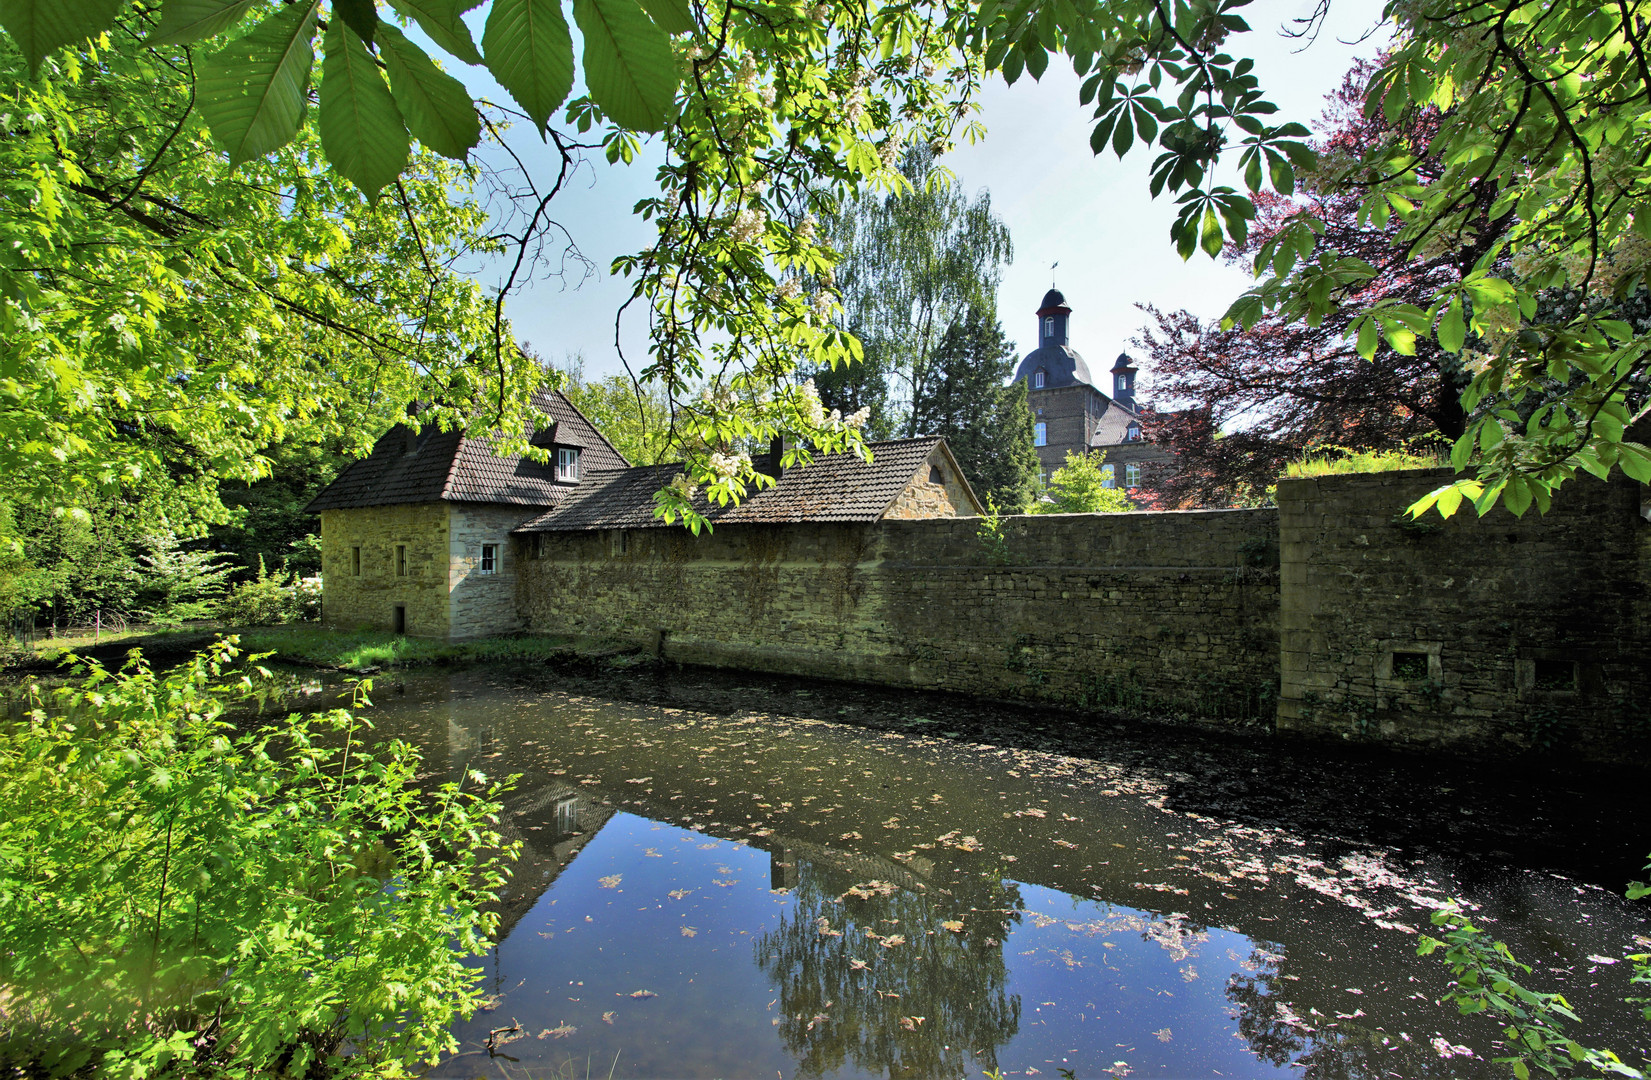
8,623,631,673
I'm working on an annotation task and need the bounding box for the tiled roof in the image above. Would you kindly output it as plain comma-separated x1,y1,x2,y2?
305,389,628,512
515,437,952,531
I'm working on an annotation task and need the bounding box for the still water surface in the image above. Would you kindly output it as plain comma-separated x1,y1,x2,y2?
336,670,1648,1080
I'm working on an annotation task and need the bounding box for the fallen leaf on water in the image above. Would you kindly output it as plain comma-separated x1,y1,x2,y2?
1587,954,1620,965
643,848,662,858
880,934,907,948
623,990,657,999
599,874,622,889
1016,808,1047,818
536,1023,576,1040
1102,1062,1133,1078
898,1016,926,1030
681,926,697,937
1155,1027,1172,1042
668,889,692,900
601,1011,615,1025
941,920,965,933
1054,839,1078,849
849,958,869,970
713,878,739,888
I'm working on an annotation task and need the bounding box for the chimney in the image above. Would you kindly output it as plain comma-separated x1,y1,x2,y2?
764,435,787,478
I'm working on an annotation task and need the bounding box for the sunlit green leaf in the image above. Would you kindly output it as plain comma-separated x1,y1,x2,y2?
378,22,479,159
573,0,679,133
482,0,573,133
197,0,320,165
149,0,256,45
319,20,410,200
0,0,123,74
386,0,483,64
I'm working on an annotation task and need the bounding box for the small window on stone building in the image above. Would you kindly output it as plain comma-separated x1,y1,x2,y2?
1125,463,1142,488
1034,422,1047,447
535,534,548,559
1126,422,1142,441
556,447,581,482
351,546,361,576
1101,464,1116,489
1532,659,1577,691
480,544,498,574
1033,369,1046,389
395,544,407,577
1391,651,1430,680
929,465,945,485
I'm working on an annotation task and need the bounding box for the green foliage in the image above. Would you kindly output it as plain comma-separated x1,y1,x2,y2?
816,145,1016,440
130,532,236,626
1033,451,1133,515
1283,443,1450,479
218,555,309,626
1419,901,1648,1078
911,308,1039,511
975,496,1012,566
0,639,518,1075
0,8,516,531
548,351,674,466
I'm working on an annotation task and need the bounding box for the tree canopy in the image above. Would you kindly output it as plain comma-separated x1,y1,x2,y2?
6,0,1651,523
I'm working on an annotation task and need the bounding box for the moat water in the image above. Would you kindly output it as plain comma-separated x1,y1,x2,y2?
318,667,1648,1080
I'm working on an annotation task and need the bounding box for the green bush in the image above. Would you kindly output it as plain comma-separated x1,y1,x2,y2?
0,639,518,1077
219,557,302,626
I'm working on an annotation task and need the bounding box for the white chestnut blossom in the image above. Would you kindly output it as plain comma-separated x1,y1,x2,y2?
729,207,766,244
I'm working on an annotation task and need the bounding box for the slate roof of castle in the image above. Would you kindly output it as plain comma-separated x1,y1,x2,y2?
515,437,967,531
305,388,628,512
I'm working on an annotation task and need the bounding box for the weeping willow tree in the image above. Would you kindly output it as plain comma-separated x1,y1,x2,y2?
814,146,1015,440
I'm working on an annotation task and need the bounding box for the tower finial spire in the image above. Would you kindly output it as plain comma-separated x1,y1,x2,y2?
1051,260,1059,287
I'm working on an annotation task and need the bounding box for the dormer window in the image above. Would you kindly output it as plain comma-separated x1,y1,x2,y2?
1033,369,1046,389
556,447,581,481
1126,422,1141,441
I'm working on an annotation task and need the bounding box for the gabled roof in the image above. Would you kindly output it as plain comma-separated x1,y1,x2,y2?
305,388,628,513
1091,398,1147,447
516,437,976,532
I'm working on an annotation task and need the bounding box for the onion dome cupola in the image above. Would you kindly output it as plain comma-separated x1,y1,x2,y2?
1111,352,1139,410
1013,288,1096,391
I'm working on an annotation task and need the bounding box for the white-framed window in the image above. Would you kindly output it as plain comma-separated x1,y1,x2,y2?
1125,463,1142,487
556,446,581,481
1101,464,1116,489
480,544,498,574
1037,470,1048,489
1033,369,1046,389
1043,316,1053,338
1033,422,1047,447
1125,422,1141,441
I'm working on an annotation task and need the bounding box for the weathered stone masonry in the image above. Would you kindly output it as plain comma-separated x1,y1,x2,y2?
516,470,1650,761
516,509,1282,723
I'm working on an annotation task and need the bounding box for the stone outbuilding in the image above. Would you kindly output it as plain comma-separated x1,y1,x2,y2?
305,388,629,640
307,391,982,640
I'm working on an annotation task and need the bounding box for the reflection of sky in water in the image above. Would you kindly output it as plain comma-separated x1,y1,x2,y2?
357,673,1649,1080
436,812,1297,1079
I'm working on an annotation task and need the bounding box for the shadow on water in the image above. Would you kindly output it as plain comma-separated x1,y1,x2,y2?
288,665,1649,1079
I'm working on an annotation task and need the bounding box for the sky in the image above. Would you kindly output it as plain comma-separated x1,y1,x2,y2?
457,0,1391,402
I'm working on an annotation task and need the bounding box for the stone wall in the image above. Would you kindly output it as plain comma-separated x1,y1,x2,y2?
1275,469,1651,758
515,509,1281,724
320,503,451,637
448,503,540,639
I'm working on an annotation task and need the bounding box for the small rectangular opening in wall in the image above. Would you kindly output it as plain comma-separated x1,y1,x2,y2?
1532,659,1578,691
351,546,361,576
1391,651,1430,680
480,544,497,574
396,544,407,577
393,605,406,634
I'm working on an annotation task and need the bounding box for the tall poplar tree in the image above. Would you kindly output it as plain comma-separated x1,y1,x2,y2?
814,146,1014,437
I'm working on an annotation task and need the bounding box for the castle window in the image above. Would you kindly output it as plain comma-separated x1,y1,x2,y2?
1033,369,1046,389
351,546,361,576
556,446,581,482
1125,463,1142,487
480,544,498,574
1033,422,1047,447
1043,316,1053,339
395,544,407,576
1125,422,1141,441
1101,464,1116,489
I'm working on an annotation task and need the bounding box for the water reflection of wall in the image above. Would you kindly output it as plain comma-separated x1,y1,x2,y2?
754,844,1023,1079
